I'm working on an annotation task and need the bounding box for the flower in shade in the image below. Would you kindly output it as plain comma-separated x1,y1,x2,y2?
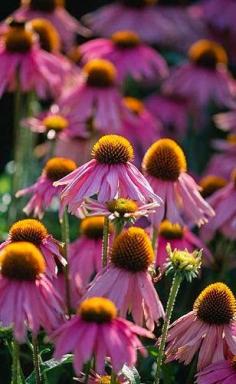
27,17,60,53
199,175,228,199
11,0,90,51
78,371,128,383
166,282,236,371
83,197,158,224
196,357,236,384
82,0,178,45
156,220,212,270
205,135,236,180
145,93,189,139
69,217,113,286
55,135,162,215
83,227,164,330
214,110,236,134
121,97,162,166
0,219,65,277
0,19,69,98
16,157,77,219
79,30,168,83
59,59,125,134
0,242,63,342
52,297,154,374
163,40,236,108
23,104,89,140
142,138,214,226
200,171,236,242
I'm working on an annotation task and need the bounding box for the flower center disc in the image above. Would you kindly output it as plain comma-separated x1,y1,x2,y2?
43,115,69,132
29,18,60,52
200,175,227,198
106,198,138,215
84,59,117,88
189,40,228,70
78,297,117,323
159,220,184,239
92,135,134,165
123,97,144,115
120,0,157,8
9,219,48,245
5,21,34,53
0,242,45,281
111,227,154,272
80,216,109,239
44,157,76,181
142,138,187,181
112,31,141,48
194,283,236,325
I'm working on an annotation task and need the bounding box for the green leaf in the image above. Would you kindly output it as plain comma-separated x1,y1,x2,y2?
121,365,141,384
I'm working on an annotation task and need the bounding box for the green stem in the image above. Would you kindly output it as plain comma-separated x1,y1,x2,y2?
154,273,183,384
11,340,22,384
152,226,158,252
102,217,110,268
111,371,117,384
61,211,72,317
114,220,124,238
32,337,42,384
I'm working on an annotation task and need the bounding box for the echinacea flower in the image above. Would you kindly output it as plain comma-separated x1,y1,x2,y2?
23,105,89,140
121,97,162,166
55,135,162,215
200,171,236,241
79,30,168,83
156,220,212,270
27,17,60,53
214,110,236,134
199,175,228,199
142,138,214,226
69,217,113,286
0,19,69,98
59,59,125,134
83,197,158,224
77,371,129,383
163,39,236,108
12,0,89,51
0,219,65,277
84,227,164,330
145,93,189,139
82,0,176,45
52,297,154,374
166,282,236,370
196,357,236,384
205,135,236,180
0,242,63,342
16,157,77,219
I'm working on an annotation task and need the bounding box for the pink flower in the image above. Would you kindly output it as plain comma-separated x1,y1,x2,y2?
0,20,69,98
59,59,125,134
205,136,236,180
11,0,90,51
55,135,162,215
200,173,236,242
145,93,189,139
79,30,168,83
82,0,183,45
196,358,236,384
214,110,236,134
0,242,64,342
155,220,212,270
142,138,214,226
83,227,164,331
69,217,112,286
163,40,236,108
51,297,154,374
23,104,89,139
121,97,162,167
16,157,77,219
0,219,65,278
166,282,236,371
82,197,158,223
55,135,92,167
